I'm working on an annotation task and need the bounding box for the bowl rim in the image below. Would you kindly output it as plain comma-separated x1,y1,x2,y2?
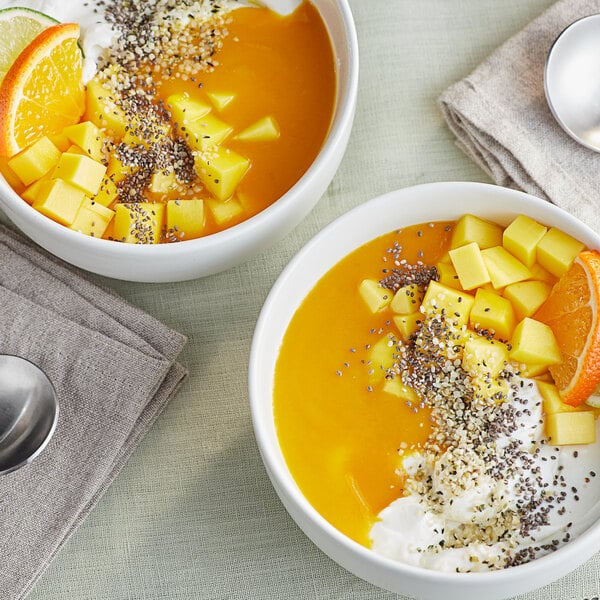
0,0,359,259
248,181,600,593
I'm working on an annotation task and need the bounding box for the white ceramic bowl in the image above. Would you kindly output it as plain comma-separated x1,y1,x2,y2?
0,1,358,282
249,182,600,600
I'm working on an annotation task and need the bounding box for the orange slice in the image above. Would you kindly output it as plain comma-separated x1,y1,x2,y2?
534,249,600,406
0,22,84,157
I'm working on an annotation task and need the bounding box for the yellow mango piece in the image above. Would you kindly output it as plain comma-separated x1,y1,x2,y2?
390,284,423,314
207,91,235,111
235,116,280,142
106,155,136,183
536,227,585,277
518,362,549,378
538,380,584,415
472,374,509,403
546,411,596,445
393,312,422,341
53,152,107,196
509,317,562,367
113,203,164,244
421,280,475,327
8,136,61,186
69,198,115,238
358,279,392,313
469,287,516,340
0,157,25,193
502,215,547,268
62,121,106,162
435,261,462,290
382,378,420,403
84,78,127,138
150,169,177,194
450,214,503,250
21,174,52,205
48,132,71,152
503,280,552,320
166,199,205,241
368,336,397,383
529,262,557,285
206,197,244,227
449,241,491,290
93,174,119,207
481,246,532,289
462,335,509,379
166,93,211,125
185,113,233,150
195,146,250,201
32,179,86,226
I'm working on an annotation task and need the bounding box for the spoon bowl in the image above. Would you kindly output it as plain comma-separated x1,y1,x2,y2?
0,355,58,475
545,14,600,151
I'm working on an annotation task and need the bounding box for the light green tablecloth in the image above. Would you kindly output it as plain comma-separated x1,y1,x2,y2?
17,1,600,599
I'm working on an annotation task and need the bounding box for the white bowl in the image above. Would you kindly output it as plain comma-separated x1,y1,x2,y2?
0,1,358,282
249,182,600,600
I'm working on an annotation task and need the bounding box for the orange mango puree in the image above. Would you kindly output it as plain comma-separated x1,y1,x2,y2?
158,2,336,234
273,223,453,545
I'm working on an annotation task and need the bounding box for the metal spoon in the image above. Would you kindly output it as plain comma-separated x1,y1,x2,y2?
545,14,600,152
0,355,58,475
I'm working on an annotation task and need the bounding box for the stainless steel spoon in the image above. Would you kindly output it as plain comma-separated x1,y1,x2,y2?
545,14,600,152
0,355,58,475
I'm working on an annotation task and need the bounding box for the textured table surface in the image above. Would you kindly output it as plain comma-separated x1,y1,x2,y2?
13,1,600,599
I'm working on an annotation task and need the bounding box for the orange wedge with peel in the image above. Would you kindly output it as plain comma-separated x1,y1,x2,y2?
0,22,84,157
534,249,600,406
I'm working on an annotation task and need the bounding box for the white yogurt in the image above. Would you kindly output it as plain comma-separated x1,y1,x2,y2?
370,380,600,572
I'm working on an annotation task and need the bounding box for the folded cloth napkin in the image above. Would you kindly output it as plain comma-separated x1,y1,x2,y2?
0,222,187,599
439,0,600,234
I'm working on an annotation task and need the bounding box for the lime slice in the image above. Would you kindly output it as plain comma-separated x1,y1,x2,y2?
0,7,58,82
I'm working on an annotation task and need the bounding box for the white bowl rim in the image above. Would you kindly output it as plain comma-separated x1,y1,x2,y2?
0,0,359,260
248,181,600,593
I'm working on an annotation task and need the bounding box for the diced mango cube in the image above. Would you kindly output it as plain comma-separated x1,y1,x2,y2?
0,157,25,193
69,198,115,237
450,214,503,250
469,288,515,340
509,317,562,366
368,335,397,383
150,169,177,194
471,374,509,403
166,199,205,240
32,179,86,226
462,335,509,379
93,174,119,207
8,136,61,186
517,362,549,378
235,116,280,142
529,262,557,285
359,278,392,313
502,215,547,268
48,132,71,152
206,197,244,227
449,241,491,290
84,78,127,138
537,227,585,277
166,93,211,125
538,380,583,415
62,121,106,162
382,378,420,403
421,280,474,327
53,152,107,196
481,246,532,289
435,261,461,289
546,411,596,445
113,202,164,244
390,284,423,314
185,113,233,150
21,175,52,205
393,312,422,341
195,146,249,201
503,280,552,320
207,92,235,111
106,155,136,183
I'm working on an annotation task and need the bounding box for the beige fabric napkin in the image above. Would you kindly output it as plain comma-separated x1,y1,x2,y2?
439,0,600,234
0,222,187,600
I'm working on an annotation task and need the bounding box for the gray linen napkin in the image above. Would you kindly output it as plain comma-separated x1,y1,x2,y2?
0,223,187,600
439,0,600,234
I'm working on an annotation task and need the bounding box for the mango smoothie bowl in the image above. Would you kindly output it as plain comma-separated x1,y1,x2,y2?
0,0,358,281
249,182,600,600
